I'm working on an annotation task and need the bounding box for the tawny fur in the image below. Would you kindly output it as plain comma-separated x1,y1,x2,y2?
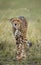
10,16,28,60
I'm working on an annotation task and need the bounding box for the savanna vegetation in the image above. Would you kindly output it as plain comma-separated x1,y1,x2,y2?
0,0,41,65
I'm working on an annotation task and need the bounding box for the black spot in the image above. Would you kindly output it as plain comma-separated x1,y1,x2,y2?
16,42,19,44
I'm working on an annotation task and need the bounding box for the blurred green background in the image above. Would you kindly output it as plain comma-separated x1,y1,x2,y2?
0,0,41,65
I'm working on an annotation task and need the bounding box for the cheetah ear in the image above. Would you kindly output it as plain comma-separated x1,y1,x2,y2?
9,18,17,22
8,18,14,24
9,18,14,22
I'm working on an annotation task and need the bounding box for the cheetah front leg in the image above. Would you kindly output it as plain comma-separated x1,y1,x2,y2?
16,37,27,60
16,43,26,60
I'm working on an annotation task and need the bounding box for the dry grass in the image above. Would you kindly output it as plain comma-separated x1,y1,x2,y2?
0,0,41,65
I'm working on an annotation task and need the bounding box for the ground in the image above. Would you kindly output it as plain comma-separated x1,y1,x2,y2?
0,0,41,65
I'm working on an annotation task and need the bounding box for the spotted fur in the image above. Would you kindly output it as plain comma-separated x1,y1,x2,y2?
9,16,28,60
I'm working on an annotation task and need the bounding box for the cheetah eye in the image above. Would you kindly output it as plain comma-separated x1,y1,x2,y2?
15,23,17,26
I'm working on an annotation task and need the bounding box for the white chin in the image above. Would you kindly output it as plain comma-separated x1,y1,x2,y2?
15,30,18,36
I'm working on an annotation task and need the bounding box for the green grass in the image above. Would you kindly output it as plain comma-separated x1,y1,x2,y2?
0,0,41,65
